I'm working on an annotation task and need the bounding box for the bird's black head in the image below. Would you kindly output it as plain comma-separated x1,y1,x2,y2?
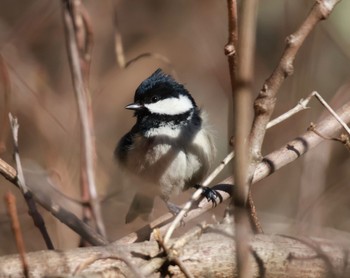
125,69,197,120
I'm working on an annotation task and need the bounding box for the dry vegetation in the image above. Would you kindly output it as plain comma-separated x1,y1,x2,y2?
0,0,349,277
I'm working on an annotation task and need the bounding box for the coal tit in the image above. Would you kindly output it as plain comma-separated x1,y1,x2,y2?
116,69,217,223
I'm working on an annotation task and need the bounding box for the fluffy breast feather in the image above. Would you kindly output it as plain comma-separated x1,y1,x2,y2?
116,112,215,198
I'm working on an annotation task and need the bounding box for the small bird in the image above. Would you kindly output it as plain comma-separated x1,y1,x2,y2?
115,69,217,223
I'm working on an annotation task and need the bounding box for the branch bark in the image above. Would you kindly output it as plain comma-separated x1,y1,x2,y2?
61,0,106,238
1,224,350,277
249,0,341,165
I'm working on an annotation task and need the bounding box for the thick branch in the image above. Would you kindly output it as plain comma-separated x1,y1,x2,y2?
249,0,341,162
1,224,350,277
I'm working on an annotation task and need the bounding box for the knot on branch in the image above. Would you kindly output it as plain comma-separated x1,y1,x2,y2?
317,0,334,20
282,60,294,78
224,43,236,56
286,34,299,47
254,93,276,115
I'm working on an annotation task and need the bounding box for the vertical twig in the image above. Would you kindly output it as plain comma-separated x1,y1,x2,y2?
226,0,259,277
0,55,11,154
224,0,238,85
9,114,54,250
311,91,350,135
246,0,341,233
113,4,126,68
5,192,29,278
61,0,106,238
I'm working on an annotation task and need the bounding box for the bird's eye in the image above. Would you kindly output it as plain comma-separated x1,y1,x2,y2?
151,96,159,103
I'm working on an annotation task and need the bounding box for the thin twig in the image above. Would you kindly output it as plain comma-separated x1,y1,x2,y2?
0,157,108,246
230,0,260,276
5,192,29,278
125,52,177,79
154,230,194,278
73,253,144,277
311,91,350,135
79,3,94,80
4,60,68,133
113,5,126,68
267,93,313,128
308,123,350,152
61,0,106,238
0,54,11,154
249,0,341,169
144,224,209,277
9,114,54,250
120,99,350,244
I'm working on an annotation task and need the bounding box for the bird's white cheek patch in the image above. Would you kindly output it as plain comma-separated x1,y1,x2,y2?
145,95,193,115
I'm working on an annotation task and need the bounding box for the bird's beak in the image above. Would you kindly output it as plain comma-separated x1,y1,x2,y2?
125,103,144,111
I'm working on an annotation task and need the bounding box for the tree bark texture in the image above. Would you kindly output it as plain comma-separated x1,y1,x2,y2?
1,224,350,277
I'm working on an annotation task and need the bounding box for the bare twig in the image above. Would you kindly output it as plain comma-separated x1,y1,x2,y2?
228,0,259,276
143,223,210,276
0,54,11,154
267,93,313,128
5,192,29,278
61,0,106,238
308,123,350,152
79,3,94,80
249,0,341,169
311,91,350,135
0,157,108,246
224,0,238,79
120,99,350,244
153,230,194,278
4,60,68,133
113,5,126,68
125,52,177,78
73,253,144,277
9,114,54,250
340,134,350,152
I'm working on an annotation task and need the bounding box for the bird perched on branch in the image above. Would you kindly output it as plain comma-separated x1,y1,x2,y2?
115,69,217,223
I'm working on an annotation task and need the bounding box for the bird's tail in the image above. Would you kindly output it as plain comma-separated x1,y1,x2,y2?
125,192,155,223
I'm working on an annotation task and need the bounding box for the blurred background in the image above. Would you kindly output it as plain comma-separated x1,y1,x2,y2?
0,0,349,255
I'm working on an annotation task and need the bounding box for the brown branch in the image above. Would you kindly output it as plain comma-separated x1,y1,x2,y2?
61,0,106,238
228,0,260,276
0,157,108,246
113,5,126,68
9,114,54,250
5,192,29,278
118,98,350,244
125,52,177,78
73,254,144,277
153,229,194,278
79,3,94,81
1,223,350,277
0,54,11,154
249,0,342,168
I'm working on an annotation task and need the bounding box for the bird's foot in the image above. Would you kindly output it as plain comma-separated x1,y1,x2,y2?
166,201,182,216
193,184,219,207
165,201,186,226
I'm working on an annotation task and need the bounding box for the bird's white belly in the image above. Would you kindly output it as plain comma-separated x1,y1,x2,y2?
126,127,211,198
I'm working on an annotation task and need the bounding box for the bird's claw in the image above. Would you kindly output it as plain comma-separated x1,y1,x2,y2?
194,185,219,207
